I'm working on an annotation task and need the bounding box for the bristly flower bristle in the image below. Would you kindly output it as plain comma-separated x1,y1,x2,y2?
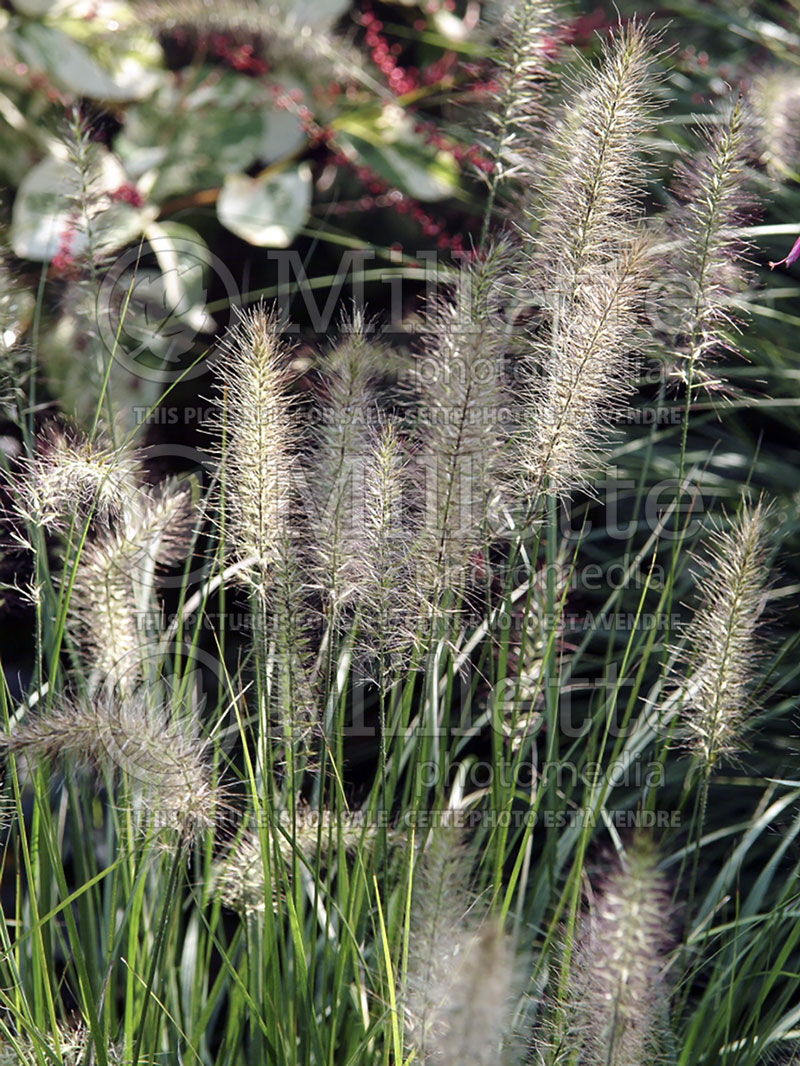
210,303,297,596
564,836,673,1066
16,426,143,532
357,419,418,680
516,20,657,498
663,95,755,395
479,0,559,223
404,819,516,1065
0,688,218,843
413,240,513,610
308,311,381,620
68,479,195,693
671,498,773,770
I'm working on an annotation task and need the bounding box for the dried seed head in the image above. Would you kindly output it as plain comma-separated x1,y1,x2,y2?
672,498,773,770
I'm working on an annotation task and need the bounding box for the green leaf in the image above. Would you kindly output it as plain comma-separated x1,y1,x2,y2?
116,71,307,203
10,149,151,261
216,164,312,247
335,107,459,201
143,221,218,336
278,0,350,25
12,22,148,100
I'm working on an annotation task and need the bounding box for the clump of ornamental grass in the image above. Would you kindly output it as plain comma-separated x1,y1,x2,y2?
216,808,379,914
0,687,218,842
412,240,514,614
516,20,658,499
751,68,800,180
66,478,196,693
546,836,673,1066
0,1020,129,1066
403,819,516,1065
661,95,756,396
670,498,773,771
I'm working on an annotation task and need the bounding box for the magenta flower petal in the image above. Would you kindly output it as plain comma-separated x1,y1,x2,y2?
769,234,800,269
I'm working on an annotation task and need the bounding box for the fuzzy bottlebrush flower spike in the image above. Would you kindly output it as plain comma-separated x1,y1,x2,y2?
0,689,218,842
413,240,513,611
516,20,657,498
403,820,516,1066
555,836,673,1066
357,420,418,680
210,303,297,595
216,809,379,914
663,95,755,394
308,312,382,621
67,479,195,694
14,426,143,532
479,0,558,225
210,302,317,759
671,498,773,771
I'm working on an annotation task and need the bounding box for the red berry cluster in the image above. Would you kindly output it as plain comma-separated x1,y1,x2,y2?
50,219,79,277
325,148,465,252
108,183,144,207
193,32,269,76
413,120,494,175
359,4,458,96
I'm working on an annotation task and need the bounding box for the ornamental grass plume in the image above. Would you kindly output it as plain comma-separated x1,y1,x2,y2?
356,419,418,679
210,303,297,595
67,479,195,693
556,836,673,1066
308,312,382,620
211,302,317,761
662,95,755,394
15,426,143,532
479,0,558,228
216,808,378,914
516,20,657,498
404,820,516,1065
0,688,218,842
413,240,513,610
671,498,773,771
752,68,800,180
